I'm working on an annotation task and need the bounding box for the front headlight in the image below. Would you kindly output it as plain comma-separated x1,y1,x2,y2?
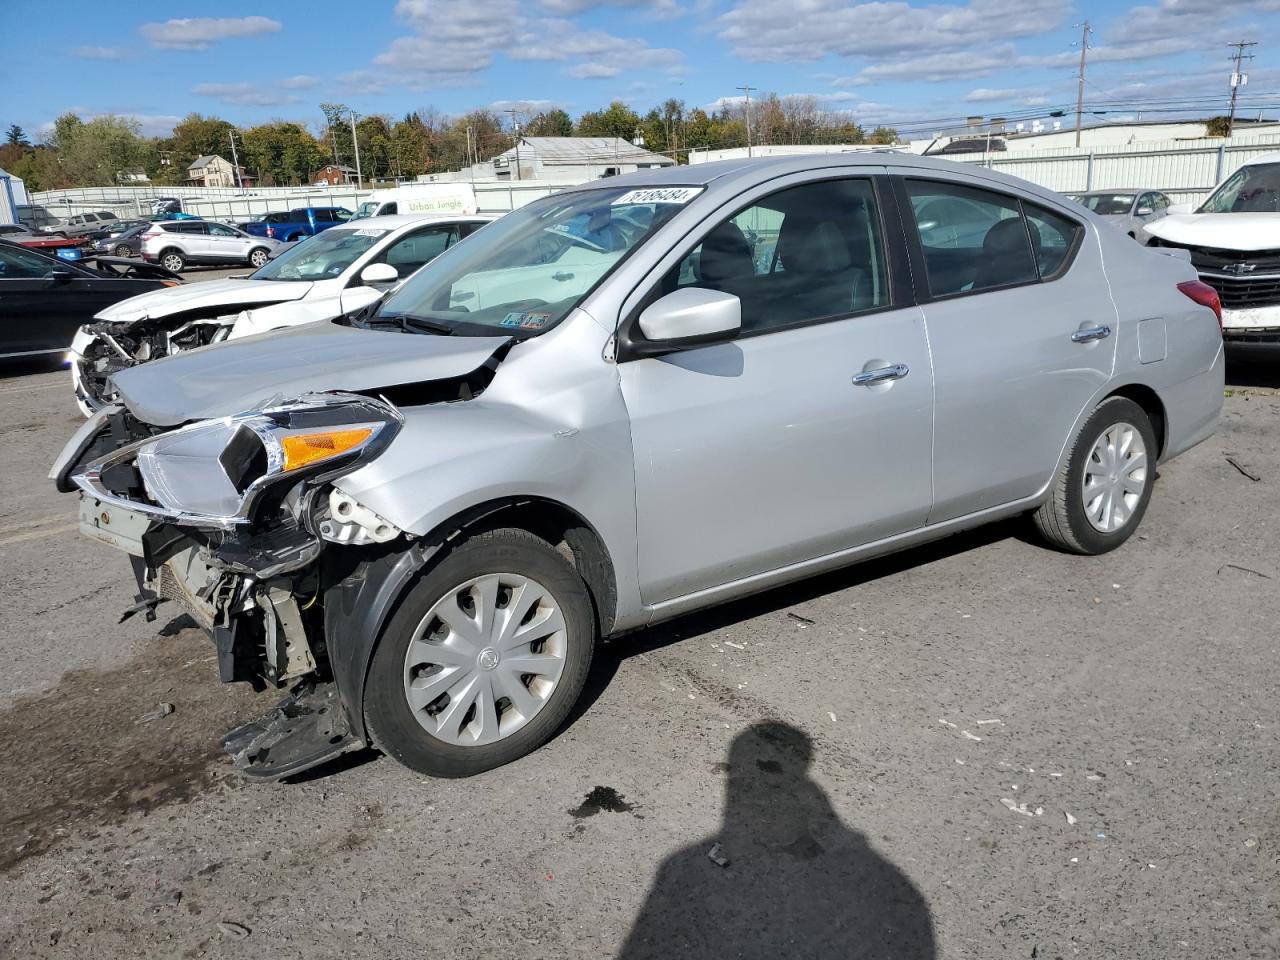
77,394,400,527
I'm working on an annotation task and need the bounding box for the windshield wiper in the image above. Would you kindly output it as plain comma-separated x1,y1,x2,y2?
383,312,455,336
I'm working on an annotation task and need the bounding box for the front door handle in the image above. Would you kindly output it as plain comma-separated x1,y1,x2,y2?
1071,325,1112,343
852,363,909,386
552,271,575,281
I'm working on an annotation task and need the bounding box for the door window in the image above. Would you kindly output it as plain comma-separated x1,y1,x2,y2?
0,245,57,279
378,226,459,276
207,223,239,236
663,178,889,335
906,181,1036,297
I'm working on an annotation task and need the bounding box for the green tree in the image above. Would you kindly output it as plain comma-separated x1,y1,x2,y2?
5,124,30,147
390,114,431,179
241,122,325,185
49,113,145,186
574,101,643,140
319,102,355,168
1206,116,1231,137
355,114,393,181
526,109,573,138
170,113,234,169
867,126,898,145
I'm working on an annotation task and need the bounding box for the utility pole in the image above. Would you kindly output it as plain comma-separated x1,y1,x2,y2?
1074,20,1091,149
349,110,363,188
1226,41,1257,136
228,130,243,189
505,109,522,180
737,84,757,157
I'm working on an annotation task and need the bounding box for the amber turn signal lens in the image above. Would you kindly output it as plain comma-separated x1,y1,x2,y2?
280,427,374,472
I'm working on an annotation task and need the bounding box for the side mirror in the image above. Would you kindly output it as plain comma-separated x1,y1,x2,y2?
360,262,399,286
632,287,741,357
1168,202,1194,215
47,268,75,282
1136,206,1153,216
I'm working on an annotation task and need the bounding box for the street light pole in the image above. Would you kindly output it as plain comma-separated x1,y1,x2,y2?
737,84,757,157
349,110,363,188
228,130,243,189
505,109,522,180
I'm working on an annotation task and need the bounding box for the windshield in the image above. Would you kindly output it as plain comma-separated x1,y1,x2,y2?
1199,162,1280,213
1074,194,1135,215
250,226,386,281
352,201,381,220
373,185,700,337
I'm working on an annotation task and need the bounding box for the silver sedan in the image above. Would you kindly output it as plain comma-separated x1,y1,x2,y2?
1067,188,1174,241
54,154,1225,779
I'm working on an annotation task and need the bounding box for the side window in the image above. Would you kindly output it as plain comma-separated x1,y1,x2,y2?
1022,205,1081,278
905,180,1036,297
99,212,117,221
663,178,889,335
381,202,398,216
315,209,337,223
378,226,459,276
208,223,237,236
0,245,56,279
1155,193,1171,211
289,209,308,220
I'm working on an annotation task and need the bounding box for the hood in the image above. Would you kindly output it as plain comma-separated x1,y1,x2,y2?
93,278,315,325
1099,214,1129,225
111,320,512,426
1144,212,1280,251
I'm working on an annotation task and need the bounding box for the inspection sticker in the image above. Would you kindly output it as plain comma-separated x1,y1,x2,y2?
611,187,703,206
352,228,388,237
500,312,525,327
519,312,552,329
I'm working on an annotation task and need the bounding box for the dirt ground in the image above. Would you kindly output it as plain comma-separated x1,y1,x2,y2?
0,349,1277,959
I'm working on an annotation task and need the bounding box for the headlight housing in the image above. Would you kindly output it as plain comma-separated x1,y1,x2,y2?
76,394,401,528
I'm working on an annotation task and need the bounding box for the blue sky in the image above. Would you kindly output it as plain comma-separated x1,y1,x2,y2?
2,0,1278,142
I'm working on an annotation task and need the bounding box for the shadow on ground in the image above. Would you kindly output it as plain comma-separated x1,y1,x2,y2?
617,722,937,959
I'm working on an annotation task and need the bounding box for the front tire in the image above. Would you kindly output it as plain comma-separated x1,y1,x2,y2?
1034,396,1157,554
364,528,595,778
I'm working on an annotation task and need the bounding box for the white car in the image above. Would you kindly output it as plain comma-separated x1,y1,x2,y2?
71,214,495,413
1144,152,1280,344
139,220,282,272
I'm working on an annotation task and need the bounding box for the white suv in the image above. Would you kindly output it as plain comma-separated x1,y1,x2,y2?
140,220,280,272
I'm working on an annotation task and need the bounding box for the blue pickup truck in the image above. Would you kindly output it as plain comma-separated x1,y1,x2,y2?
243,206,353,242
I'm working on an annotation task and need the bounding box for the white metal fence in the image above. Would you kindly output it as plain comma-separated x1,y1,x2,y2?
949,133,1280,204
30,180,578,223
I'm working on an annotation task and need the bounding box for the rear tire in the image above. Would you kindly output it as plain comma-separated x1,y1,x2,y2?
159,249,185,272
113,243,133,258
1034,397,1157,555
364,528,595,778
248,247,270,268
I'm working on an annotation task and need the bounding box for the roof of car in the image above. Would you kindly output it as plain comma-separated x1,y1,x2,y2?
1072,189,1157,195
1242,151,1280,167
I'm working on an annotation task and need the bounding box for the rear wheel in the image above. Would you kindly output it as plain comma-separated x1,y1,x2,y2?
1034,396,1156,554
364,528,595,777
159,249,185,272
248,247,270,268
113,243,133,258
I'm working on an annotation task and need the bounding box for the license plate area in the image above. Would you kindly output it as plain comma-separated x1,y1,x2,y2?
79,494,150,556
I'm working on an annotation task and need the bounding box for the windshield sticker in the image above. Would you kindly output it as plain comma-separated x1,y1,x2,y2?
611,187,703,206
352,228,387,237
519,312,551,329
501,312,526,328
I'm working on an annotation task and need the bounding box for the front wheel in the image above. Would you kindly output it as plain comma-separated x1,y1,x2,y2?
248,247,270,268
364,528,595,777
1034,396,1157,554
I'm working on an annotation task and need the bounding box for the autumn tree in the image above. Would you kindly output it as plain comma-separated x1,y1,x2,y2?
170,113,235,168
240,122,325,185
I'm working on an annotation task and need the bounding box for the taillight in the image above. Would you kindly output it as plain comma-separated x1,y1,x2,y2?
1177,280,1223,333
143,228,162,239
266,226,274,238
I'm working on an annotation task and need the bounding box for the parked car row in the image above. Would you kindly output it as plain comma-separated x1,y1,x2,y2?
47,154,1225,784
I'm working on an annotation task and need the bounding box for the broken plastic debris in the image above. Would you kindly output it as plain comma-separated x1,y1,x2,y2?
1000,798,1035,817
787,612,816,627
135,702,175,724
1086,774,1103,781
723,641,745,650
1034,807,1044,817
217,921,251,940
827,712,837,723
975,719,1002,726
1065,812,1078,826
1244,838,1258,849
961,730,982,742
955,758,966,765
707,843,730,868
938,719,957,729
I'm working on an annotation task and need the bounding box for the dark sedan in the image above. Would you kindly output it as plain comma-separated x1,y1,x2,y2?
0,239,182,360
92,222,151,258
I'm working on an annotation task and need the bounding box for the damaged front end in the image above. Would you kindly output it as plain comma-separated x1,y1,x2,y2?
74,314,236,413
57,393,406,779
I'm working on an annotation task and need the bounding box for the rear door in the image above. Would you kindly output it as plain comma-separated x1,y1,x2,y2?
0,246,135,355
895,173,1116,522
618,173,935,604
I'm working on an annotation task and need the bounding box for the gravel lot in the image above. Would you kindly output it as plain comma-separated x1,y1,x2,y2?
0,334,1276,958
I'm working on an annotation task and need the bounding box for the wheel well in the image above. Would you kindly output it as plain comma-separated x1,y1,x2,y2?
159,246,183,260
433,497,618,636
1105,383,1167,457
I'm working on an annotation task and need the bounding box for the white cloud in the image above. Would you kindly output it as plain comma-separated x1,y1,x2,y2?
964,87,1023,102
192,82,301,107
140,16,281,51
490,99,561,112
715,0,1065,62
537,0,684,16
566,62,622,78
850,46,1021,84
71,46,130,61
280,74,319,90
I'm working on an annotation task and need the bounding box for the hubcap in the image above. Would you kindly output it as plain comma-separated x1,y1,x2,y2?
402,573,568,746
163,255,182,271
1082,421,1147,533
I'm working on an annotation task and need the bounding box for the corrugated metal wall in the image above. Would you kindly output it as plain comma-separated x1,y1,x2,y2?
949,134,1280,204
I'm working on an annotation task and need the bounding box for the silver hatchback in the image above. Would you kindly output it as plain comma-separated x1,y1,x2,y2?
53,154,1225,780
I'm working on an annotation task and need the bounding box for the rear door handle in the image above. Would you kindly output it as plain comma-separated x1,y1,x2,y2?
1071,325,1111,343
852,363,909,386
552,271,575,281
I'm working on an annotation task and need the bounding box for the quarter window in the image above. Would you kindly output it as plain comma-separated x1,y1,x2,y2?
1022,205,1080,278
663,178,889,335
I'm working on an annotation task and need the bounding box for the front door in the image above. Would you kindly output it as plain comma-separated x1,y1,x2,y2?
896,175,1117,522
619,175,935,604
205,222,251,262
